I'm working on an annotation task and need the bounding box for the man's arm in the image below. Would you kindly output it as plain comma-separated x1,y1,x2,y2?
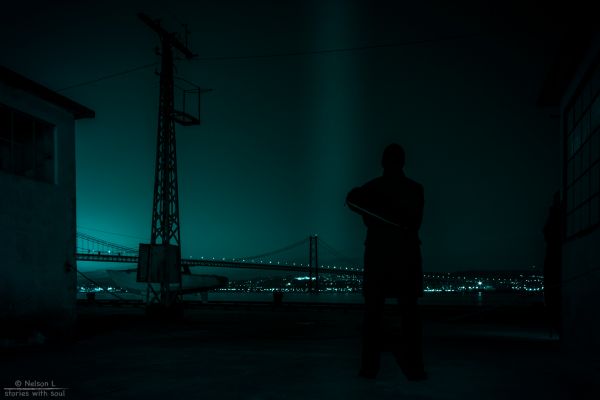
346,187,365,215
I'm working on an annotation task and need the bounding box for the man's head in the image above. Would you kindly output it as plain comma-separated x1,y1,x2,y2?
381,143,405,172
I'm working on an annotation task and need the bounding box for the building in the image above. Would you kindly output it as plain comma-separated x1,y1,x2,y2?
0,66,94,343
539,31,600,357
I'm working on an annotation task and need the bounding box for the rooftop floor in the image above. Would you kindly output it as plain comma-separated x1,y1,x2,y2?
1,303,599,399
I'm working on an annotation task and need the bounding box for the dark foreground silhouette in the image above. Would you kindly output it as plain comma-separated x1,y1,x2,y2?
346,143,426,380
543,191,562,335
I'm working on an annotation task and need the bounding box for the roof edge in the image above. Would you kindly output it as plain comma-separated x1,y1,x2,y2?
0,65,95,119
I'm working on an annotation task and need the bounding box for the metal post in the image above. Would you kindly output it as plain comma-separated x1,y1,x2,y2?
314,235,319,293
138,12,196,310
308,236,313,293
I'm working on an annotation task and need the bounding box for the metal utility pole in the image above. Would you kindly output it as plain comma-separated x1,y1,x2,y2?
137,13,198,311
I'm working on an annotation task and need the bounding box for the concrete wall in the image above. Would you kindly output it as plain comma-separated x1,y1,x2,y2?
561,229,600,356
559,34,600,359
0,81,77,341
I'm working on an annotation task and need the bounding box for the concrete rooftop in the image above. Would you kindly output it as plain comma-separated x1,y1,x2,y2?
1,303,599,399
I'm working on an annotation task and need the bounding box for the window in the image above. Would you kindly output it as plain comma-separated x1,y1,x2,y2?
0,103,55,183
564,61,600,238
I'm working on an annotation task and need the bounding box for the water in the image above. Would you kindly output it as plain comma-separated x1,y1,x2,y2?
79,290,543,307
205,291,543,306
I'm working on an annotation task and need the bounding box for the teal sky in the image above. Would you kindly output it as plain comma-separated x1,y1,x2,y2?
0,0,563,274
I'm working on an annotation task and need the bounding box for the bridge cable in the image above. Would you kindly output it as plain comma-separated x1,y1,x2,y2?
77,232,138,254
231,237,309,262
318,238,362,268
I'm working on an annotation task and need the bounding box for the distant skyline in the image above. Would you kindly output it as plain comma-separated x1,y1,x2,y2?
1,1,565,274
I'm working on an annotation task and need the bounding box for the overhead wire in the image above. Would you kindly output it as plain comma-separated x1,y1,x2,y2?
76,270,131,300
56,32,489,92
57,62,158,92
191,32,486,62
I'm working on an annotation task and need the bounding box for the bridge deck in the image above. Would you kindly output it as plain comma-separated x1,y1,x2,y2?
75,252,363,275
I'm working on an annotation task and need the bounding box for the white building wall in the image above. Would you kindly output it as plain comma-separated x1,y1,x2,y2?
0,81,77,338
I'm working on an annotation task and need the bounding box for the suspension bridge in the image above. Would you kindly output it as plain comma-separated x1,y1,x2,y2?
75,15,363,303
76,231,363,278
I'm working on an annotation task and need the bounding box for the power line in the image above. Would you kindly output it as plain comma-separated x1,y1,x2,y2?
57,62,158,92
77,270,130,300
192,32,486,61
56,32,488,92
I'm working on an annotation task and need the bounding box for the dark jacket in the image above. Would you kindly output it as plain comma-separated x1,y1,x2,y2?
347,170,424,299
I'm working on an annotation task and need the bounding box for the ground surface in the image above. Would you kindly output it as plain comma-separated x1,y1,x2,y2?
1,303,599,399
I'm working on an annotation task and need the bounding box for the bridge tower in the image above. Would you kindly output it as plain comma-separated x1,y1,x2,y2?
309,235,319,293
136,13,198,311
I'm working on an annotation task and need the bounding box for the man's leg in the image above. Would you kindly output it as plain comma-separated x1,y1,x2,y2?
394,297,426,380
360,292,385,377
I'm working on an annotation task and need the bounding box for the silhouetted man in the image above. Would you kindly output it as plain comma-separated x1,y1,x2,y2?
346,143,426,380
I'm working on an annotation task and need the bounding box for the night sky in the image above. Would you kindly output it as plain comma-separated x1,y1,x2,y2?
1,1,565,274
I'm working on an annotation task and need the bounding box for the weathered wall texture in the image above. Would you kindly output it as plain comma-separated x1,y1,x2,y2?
0,82,77,339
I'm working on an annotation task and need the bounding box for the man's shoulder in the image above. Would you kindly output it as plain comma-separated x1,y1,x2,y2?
360,176,385,190
361,175,423,193
404,176,424,192
369,175,387,184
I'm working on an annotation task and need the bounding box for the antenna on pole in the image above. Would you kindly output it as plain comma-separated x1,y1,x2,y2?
138,13,196,59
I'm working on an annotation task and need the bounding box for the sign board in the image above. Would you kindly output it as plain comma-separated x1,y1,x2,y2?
136,243,181,284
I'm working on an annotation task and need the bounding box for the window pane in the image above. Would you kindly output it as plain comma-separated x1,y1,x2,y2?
583,82,592,111
583,142,590,172
593,65,600,98
568,133,573,158
34,121,54,183
567,213,574,237
567,159,572,185
591,196,599,226
568,185,574,212
568,107,574,131
0,105,54,183
592,95,600,133
0,139,9,172
592,131,599,164
582,203,590,230
574,152,581,179
582,111,590,142
0,105,10,141
574,124,581,152
592,163,599,196
13,113,33,144
12,143,34,177
581,173,590,202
